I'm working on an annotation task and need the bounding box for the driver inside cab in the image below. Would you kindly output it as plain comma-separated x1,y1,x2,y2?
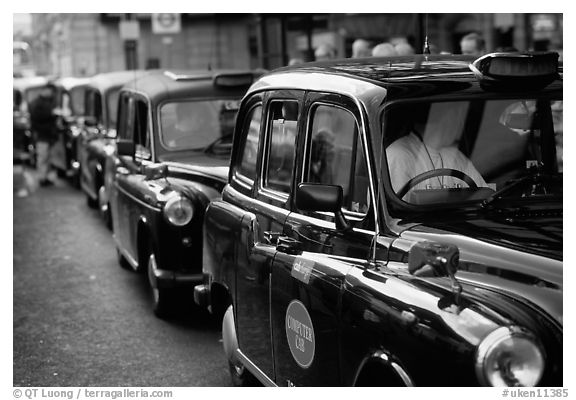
386,101,487,201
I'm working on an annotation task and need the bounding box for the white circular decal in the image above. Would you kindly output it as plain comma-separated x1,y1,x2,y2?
285,300,315,368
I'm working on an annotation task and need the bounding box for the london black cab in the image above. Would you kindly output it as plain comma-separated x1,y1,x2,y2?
197,52,563,386
109,69,262,318
50,76,90,185
78,70,148,220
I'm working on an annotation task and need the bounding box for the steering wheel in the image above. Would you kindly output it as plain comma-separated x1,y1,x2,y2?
397,168,478,199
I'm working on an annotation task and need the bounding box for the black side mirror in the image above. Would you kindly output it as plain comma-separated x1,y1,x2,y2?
408,241,459,277
143,164,168,181
116,139,135,158
295,183,351,231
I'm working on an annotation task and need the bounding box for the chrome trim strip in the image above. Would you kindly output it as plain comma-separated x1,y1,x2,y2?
113,234,138,269
114,183,162,212
235,349,277,387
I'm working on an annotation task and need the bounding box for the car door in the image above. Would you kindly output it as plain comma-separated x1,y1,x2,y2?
111,92,135,258
79,88,102,191
112,94,153,263
233,92,303,382
269,94,391,386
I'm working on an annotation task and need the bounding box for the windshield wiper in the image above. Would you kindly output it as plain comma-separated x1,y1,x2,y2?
481,171,562,209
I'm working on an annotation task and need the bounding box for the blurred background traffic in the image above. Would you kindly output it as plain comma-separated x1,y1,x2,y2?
14,13,563,78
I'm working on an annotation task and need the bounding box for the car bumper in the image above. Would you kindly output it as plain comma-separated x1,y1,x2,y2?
150,266,203,289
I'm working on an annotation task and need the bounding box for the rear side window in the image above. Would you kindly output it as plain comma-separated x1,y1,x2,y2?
236,105,263,182
264,101,299,193
306,104,369,214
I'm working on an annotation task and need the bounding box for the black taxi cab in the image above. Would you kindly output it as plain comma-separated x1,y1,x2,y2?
79,70,148,216
197,52,563,386
108,69,262,318
13,76,49,165
50,76,90,185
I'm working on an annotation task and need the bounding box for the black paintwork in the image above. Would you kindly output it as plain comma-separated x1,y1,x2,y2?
50,77,90,181
108,69,262,298
201,54,563,386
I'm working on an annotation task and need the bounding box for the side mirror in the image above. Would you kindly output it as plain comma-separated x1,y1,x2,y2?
143,164,168,181
295,183,351,231
116,139,135,158
408,241,459,277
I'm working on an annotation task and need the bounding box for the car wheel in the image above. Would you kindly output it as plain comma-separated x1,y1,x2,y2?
116,248,131,270
86,192,98,209
97,186,112,229
147,252,174,319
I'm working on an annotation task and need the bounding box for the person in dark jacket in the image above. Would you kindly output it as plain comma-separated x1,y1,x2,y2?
29,83,59,186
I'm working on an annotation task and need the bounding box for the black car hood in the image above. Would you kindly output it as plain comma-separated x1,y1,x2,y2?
399,208,562,259
399,215,563,326
160,152,229,184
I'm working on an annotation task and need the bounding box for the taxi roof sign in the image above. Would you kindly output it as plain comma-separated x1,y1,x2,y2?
470,52,559,90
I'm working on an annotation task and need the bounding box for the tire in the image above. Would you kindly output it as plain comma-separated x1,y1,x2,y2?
116,248,131,270
97,186,112,230
147,252,175,319
86,192,98,209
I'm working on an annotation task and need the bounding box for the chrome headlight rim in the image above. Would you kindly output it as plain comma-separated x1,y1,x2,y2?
475,326,545,387
163,195,194,227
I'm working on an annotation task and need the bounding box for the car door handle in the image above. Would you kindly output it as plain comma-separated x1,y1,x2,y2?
276,236,302,255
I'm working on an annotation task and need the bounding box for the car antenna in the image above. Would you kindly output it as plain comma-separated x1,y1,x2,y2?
366,56,392,271
423,14,431,55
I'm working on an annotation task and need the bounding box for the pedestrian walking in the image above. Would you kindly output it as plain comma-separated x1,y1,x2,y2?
29,83,59,186
460,32,485,56
372,42,398,57
351,39,372,58
314,44,337,61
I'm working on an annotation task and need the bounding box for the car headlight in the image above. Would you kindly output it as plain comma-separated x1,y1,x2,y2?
163,195,194,226
475,327,545,387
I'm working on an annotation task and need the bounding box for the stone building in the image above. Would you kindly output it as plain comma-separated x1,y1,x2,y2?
24,13,563,77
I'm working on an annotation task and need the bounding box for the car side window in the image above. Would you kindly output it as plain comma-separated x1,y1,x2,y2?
306,104,370,215
236,104,262,183
264,101,299,194
85,89,102,124
117,94,133,140
134,99,150,160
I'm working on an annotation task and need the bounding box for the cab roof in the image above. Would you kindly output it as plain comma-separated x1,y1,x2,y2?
253,54,562,101
120,69,264,103
54,76,91,91
87,70,152,93
13,76,50,92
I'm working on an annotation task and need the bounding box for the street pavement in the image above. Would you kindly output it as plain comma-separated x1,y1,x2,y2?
13,165,232,387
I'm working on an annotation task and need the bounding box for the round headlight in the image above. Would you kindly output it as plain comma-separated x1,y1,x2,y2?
476,327,545,387
163,196,194,226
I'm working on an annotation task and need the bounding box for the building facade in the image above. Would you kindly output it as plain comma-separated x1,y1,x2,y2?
23,13,563,77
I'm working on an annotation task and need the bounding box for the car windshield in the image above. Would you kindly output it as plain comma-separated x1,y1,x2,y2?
383,97,563,207
159,99,240,151
69,86,87,116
